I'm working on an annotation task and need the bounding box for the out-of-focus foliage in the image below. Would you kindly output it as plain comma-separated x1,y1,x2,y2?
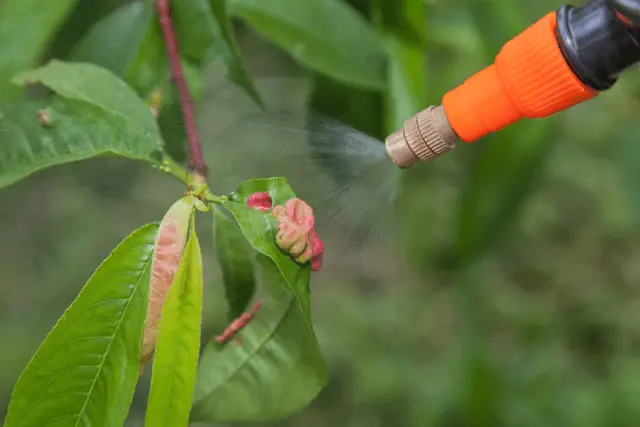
2,0,640,425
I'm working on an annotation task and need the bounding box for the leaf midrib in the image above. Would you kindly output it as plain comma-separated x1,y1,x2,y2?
72,256,152,427
196,298,295,402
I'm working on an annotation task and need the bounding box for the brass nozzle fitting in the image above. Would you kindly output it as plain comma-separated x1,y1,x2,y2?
385,105,458,168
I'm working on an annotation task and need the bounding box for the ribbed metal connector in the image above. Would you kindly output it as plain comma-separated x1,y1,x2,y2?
385,105,459,168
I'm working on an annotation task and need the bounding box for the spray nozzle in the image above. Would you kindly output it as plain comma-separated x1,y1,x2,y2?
384,105,458,168
386,0,640,170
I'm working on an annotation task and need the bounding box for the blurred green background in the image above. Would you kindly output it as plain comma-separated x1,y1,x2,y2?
3,0,640,425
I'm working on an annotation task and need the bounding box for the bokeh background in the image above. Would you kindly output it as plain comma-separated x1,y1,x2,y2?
3,0,640,425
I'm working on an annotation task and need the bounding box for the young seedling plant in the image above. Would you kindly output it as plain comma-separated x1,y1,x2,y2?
0,0,329,425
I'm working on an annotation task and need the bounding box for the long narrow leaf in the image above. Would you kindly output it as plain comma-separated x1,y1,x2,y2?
214,206,257,320
145,219,203,427
4,223,159,427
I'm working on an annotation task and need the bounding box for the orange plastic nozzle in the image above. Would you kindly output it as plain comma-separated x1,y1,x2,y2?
442,12,598,143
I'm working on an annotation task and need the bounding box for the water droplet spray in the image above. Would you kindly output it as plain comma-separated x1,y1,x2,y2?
206,111,400,248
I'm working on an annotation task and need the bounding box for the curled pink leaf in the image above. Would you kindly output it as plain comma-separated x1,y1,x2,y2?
247,192,272,212
308,229,324,272
140,196,194,373
246,192,325,272
271,198,325,270
284,198,315,231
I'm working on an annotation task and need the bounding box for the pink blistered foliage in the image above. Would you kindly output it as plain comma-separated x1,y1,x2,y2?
308,229,324,272
246,192,325,272
271,198,315,262
246,191,272,212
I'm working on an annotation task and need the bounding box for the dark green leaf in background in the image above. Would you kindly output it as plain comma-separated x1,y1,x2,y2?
3,223,158,427
228,0,387,90
70,0,156,80
384,37,425,133
45,0,129,60
373,0,426,47
454,121,554,266
146,219,203,427
0,0,78,100
214,206,257,320
466,0,527,59
172,0,262,106
377,0,427,134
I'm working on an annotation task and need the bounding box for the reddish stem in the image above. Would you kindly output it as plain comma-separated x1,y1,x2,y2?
155,0,208,177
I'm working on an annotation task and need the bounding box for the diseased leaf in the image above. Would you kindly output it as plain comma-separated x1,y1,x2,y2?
195,177,327,422
141,196,197,370
70,0,156,78
3,223,159,427
146,219,203,427
232,177,297,205
0,0,78,100
0,98,163,189
228,0,387,90
13,60,160,140
214,206,257,319
191,281,328,422
221,177,312,324
172,0,262,106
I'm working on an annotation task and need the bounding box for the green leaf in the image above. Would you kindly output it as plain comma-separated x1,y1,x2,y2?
191,288,328,422
0,0,78,100
214,206,257,319
4,223,159,427
194,177,328,422
70,0,171,100
373,0,426,47
145,219,203,427
70,0,156,78
0,97,164,188
377,0,426,134
454,120,554,265
121,19,168,98
220,177,312,324
466,0,527,58
615,122,640,224
228,0,387,90
140,195,198,369
13,60,160,140
384,36,426,134
172,0,262,106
